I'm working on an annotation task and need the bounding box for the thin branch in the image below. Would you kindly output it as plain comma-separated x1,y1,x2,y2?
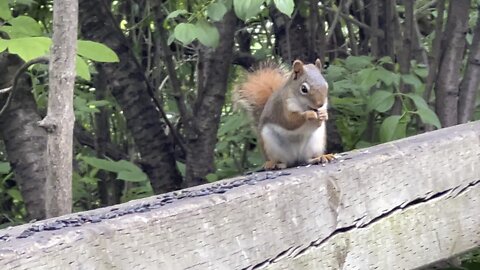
155,11,191,123
321,5,384,38
0,56,49,117
99,0,187,153
326,0,345,44
424,0,445,102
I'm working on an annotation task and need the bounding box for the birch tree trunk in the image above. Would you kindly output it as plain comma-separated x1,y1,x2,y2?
39,0,78,217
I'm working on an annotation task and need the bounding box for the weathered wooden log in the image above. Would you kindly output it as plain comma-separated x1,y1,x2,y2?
0,121,479,270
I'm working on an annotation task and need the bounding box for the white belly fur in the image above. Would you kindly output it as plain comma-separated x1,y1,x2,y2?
260,121,326,166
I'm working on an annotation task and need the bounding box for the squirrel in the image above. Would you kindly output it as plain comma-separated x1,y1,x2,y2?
233,59,334,170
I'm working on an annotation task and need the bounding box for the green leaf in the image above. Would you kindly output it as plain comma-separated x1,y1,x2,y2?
379,115,402,142
205,173,218,182
166,9,188,20
375,67,395,86
7,189,22,201
13,0,37,6
77,40,119,62
76,56,90,81
176,161,186,176
405,93,429,110
7,37,51,61
81,156,125,173
233,0,264,21
367,90,395,112
273,0,294,17
417,107,441,128
174,23,197,45
0,0,12,20
358,67,379,89
0,39,7,53
117,160,148,182
345,55,373,70
413,66,428,78
117,170,148,182
401,74,422,89
207,3,227,21
0,162,11,174
87,100,110,107
7,16,43,37
195,21,219,47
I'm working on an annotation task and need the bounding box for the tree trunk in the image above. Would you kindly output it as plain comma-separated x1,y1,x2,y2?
79,0,182,193
424,0,446,102
0,54,48,221
38,0,78,217
434,0,471,127
94,68,122,206
458,5,480,124
183,11,238,187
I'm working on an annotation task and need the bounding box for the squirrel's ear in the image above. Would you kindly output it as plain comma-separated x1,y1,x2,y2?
315,58,322,71
293,60,304,80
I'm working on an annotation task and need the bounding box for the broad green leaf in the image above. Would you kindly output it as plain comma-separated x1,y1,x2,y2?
377,56,393,64
367,90,395,112
0,39,7,52
7,189,22,201
401,73,422,90
117,170,148,182
273,0,294,17
379,115,402,142
195,21,220,47
87,100,110,107
207,3,227,21
7,16,43,37
77,40,119,62
0,0,12,20
417,107,441,128
358,67,378,89
233,0,264,21
7,37,51,61
174,23,197,45
81,156,125,173
205,173,218,182
405,93,429,110
13,0,37,6
0,162,11,174
413,66,428,78
345,55,373,71
375,67,395,86
176,161,186,176
166,9,188,20
76,56,90,81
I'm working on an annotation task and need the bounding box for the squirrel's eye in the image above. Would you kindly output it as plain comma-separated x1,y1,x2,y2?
300,83,309,94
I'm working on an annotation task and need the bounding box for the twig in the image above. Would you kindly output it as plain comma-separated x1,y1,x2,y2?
0,56,49,117
99,0,187,153
321,5,384,38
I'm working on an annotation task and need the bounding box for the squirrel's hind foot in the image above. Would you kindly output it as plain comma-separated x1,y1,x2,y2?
308,154,336,164
263,160,287,170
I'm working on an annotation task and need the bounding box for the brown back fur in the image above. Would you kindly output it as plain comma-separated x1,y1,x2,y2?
233,62,288,124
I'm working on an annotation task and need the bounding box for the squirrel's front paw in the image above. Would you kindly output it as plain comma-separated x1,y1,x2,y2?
303,110,318,120
264,160,287,170
317,108,328,121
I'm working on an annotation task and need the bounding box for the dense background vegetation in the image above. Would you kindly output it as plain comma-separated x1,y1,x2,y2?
0,1,479,264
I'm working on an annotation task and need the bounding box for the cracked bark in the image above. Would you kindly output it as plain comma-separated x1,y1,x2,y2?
434,0,471,127
458,4,480,124
183,11,238,187
0,53,47,221
78,0,182,193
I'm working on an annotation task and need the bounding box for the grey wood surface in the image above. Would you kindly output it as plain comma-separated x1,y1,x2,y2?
0,121,479,270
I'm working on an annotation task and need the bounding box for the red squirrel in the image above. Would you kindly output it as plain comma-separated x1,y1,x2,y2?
233,59,334,170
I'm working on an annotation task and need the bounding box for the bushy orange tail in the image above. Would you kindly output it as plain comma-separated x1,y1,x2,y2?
233,62,288,124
